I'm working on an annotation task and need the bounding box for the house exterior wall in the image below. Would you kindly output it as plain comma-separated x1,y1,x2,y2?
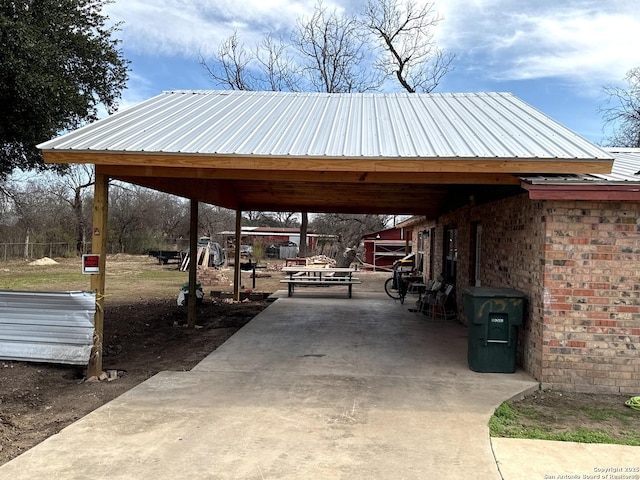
468,195,547,382
412,193,640,393
539,200,640,393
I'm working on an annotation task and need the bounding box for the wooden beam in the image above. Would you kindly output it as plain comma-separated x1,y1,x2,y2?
107,175,240,210
87,174,109,378
187,199,198,328
45,151,614,175
95,165,521,185
105,174,452,215
234,209,242,302
525,183,640,200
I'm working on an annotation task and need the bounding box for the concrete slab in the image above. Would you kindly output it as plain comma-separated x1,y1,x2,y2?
492,437,640,480
0,293,540,479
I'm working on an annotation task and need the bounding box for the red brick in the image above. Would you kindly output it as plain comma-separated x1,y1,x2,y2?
572,289,595,296
617,306,639,313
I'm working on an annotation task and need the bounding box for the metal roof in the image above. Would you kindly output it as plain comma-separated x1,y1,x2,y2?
523,148,640,185
594,148,640,182
38,90,612,161
0,290,96,365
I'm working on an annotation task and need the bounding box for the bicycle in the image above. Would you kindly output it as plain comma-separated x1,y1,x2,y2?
384,261,414,303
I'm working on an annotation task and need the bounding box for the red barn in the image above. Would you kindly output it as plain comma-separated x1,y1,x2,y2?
362,226,412,271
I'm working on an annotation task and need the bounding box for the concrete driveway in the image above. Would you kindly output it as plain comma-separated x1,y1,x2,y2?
0,291,538,479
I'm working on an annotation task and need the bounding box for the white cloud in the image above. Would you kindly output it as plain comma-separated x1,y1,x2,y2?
104,0,327,56
434,0,640,90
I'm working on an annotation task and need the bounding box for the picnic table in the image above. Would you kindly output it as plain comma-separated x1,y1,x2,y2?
281,266,361,298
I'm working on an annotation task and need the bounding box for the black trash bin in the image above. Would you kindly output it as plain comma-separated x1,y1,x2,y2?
463,287,526,373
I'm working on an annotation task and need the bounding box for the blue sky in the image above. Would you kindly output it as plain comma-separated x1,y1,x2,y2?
103,0,640,145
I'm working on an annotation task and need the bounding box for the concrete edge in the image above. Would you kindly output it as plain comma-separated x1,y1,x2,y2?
488,382,542,480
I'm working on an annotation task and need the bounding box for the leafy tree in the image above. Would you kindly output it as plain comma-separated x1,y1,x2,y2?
602,67,640,147
0,0,129,178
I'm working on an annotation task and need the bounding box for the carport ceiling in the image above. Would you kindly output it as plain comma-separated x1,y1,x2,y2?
38,90,614,216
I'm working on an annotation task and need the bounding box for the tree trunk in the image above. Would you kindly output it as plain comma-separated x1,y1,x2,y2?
335,248,357,268
299,211,308,257
74,188,84,255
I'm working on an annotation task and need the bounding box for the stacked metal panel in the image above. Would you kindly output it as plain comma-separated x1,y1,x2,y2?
0,290,96,365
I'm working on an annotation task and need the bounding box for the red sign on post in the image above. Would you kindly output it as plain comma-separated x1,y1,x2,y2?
82,254,100,274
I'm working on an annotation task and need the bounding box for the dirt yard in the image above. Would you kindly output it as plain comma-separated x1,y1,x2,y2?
0,255,637,465
0,254,388,465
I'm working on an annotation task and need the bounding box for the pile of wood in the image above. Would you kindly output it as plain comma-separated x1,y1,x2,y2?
197,269,230,287
306,255,336,267
180,244,215,271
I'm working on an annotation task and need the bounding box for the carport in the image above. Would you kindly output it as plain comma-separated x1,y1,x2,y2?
38,90,613,376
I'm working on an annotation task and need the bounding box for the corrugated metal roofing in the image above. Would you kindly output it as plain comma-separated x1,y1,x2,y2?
594,148,640,182
523,148,640,184
38,90,612,161
0,290,96,365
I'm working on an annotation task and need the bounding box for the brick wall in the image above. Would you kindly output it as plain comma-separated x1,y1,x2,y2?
407,195,640,392
467,195,547,381
539,200,640,393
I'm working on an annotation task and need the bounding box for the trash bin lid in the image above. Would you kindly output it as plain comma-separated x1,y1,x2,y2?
462,287,526,298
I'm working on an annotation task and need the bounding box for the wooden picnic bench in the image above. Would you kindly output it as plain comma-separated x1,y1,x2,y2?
281,266,361,298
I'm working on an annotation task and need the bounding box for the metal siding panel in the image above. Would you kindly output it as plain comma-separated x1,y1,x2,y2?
0,290,96,365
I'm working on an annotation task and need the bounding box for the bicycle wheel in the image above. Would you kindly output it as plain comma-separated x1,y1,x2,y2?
384,277,401,299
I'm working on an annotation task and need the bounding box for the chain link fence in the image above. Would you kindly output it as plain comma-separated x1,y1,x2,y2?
0,239,192,262
0,242,81,261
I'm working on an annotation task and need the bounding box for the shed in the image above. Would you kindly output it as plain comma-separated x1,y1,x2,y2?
362,226,412,270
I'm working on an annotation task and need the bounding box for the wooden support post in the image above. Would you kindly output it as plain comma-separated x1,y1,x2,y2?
233,208,242,301
87,174,109,378
405,230,411,256
187,199,198,328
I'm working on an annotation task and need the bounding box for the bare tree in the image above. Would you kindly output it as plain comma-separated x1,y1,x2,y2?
601,67,640,147
311,213,388,254
199,31,254,91
200,204,235,242
363,0,454,93
200,31,300,92
5,175,76,255
294,2,380,93
199,1,453,258
52,165,95,254
255,34,301,92
271,211,300,228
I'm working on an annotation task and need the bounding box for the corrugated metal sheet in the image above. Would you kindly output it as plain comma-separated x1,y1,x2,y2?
522,148,640,184
594,148,640,182
0,290,96,365
38,90,612,161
